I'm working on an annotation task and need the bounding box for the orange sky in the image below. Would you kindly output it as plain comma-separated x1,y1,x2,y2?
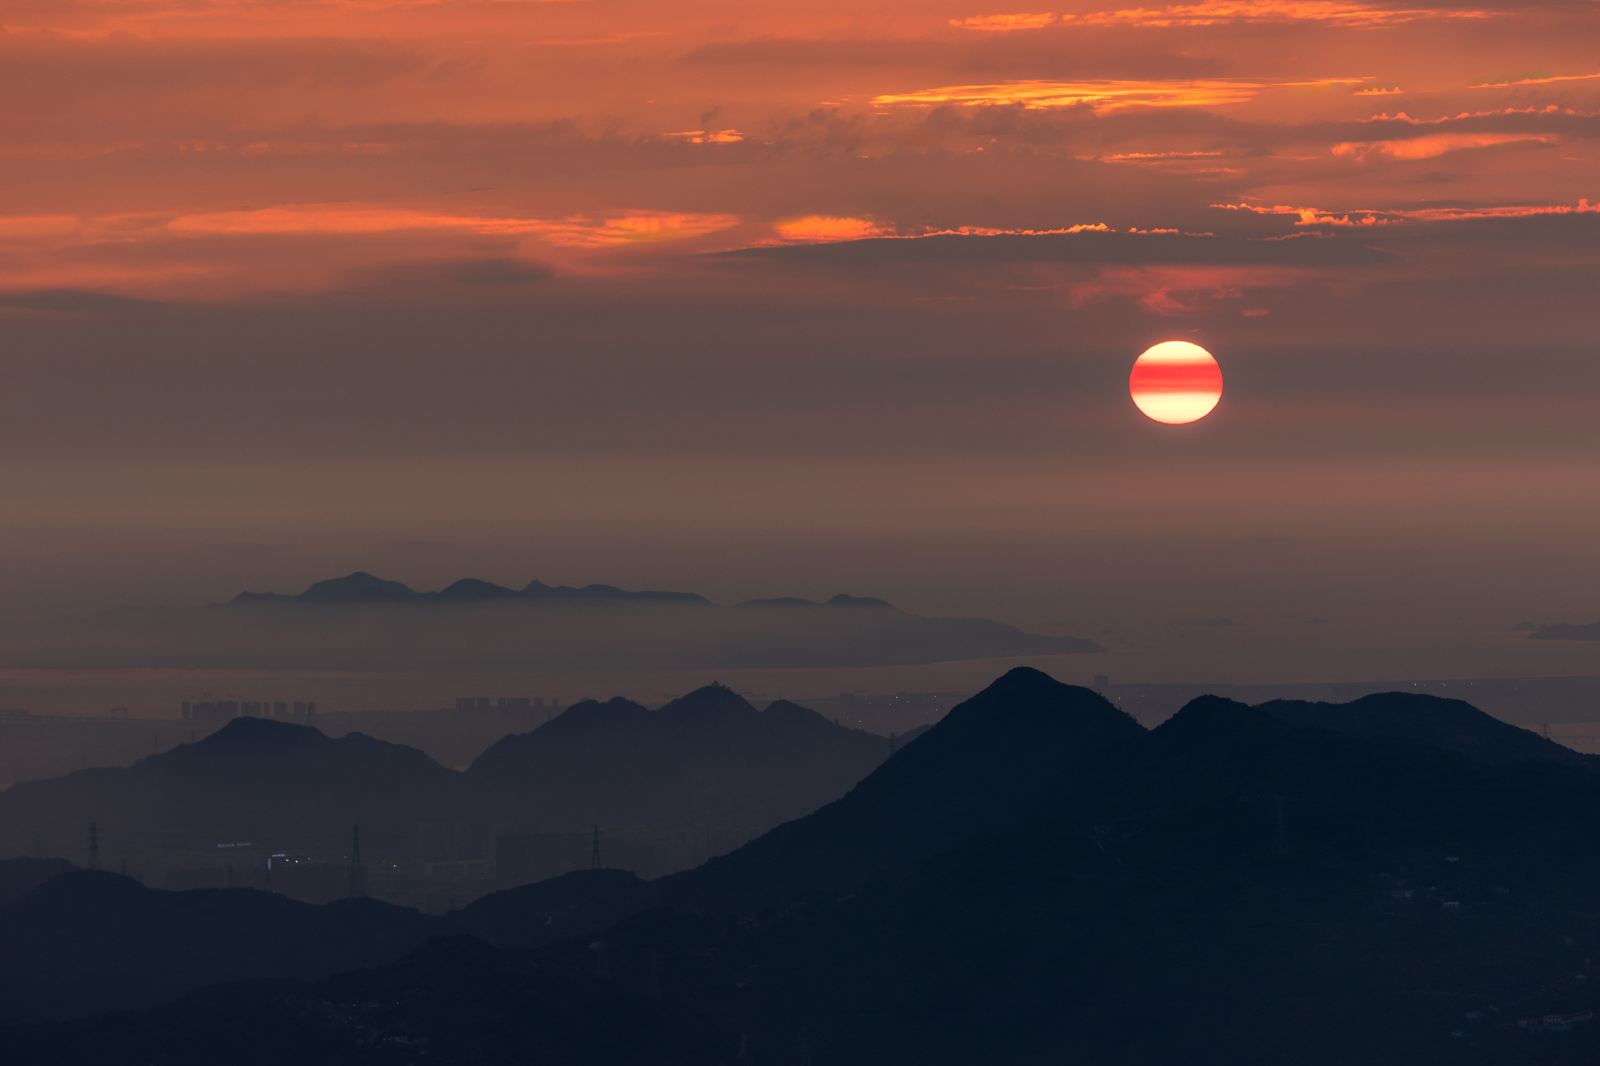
2,0,1597,295
1,0,1598,678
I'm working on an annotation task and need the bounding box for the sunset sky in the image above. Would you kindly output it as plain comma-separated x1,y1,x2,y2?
3,0,1598,681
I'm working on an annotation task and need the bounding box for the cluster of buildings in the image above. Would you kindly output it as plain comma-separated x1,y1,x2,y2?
181,699,318,724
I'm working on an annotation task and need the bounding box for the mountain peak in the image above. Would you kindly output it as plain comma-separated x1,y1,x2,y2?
1149,694,1270,749
300,571,417,603
826,593,894,609
977,665,1071,700
188,715,328,754
435,578,519,602
658,684,758,728
534,697,652,739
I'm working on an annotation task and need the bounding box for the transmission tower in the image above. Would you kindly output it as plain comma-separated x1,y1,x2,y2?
348,825,368,898
87,820,100,870
590,826,603,870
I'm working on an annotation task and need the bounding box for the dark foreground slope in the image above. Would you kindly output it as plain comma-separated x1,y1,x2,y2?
658,667,1144,912
0,871,437,1020
10,671,1600,1065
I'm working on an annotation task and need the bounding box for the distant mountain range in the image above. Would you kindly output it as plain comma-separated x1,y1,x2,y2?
8,668,1600,1066
227,571,927,613
0,685,892,886
470,685,889,837
230,571,712,606
0,570,1099,671
1528,619,1600,640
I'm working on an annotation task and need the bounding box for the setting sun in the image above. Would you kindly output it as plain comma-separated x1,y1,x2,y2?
1129,341,1224,424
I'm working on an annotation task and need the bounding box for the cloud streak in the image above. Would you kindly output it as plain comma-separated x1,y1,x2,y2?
873,77,1362,111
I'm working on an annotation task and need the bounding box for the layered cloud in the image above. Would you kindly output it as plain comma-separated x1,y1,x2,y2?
871,77,1361,111
947,1,1497,28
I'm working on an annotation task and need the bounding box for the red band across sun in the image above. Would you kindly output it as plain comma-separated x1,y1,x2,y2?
1129,341,1224,424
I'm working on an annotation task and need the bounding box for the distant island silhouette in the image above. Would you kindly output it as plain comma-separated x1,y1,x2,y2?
229,571,713,607
1528,619,1600,641
2,572,1102,672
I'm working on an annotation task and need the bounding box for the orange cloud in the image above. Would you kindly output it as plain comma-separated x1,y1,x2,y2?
1365,104,1589,125
919,223,1115,236
164,206,742,248
1061,0,1492,26
948,13,1059,31
775,216,891,242
1215,202,1393,226
1333,132,1556,160
762,220,1226,247
1102,150,1226,164
1214,198,1600,226
947,0,1493,28
873,77,1357,112
0,215,86,240
1472,71,1600,89
664,129,746,144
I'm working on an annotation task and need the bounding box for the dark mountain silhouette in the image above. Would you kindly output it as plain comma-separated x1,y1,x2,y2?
0,688,901,896
0,870,436,1020
9,671,1600,1062
229,571,710,607
659,667,1144,912
449,868,651,949
521,579,709,604
3,932,726,1065
465,684,891,833
12,670,1600,1063
1530,619,1600,640
231,570,417,604
738,595,822,607
0,718,456,862
436,577,522,602
18,573,1100,671
1257,691,1593,768
825,593,893,608
0,857,76,905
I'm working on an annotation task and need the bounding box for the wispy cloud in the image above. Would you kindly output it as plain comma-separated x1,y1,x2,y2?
1215,197,1600,226
1472,71,1600,88
946,0,1495,30
1332,131,1556,159
774,216,892,242
164,205,743,248
1061,0,1494,26
948,13,1060,31
873,77,1360,111
663,129,746,144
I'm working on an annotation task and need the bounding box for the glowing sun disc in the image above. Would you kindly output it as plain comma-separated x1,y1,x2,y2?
1130,341,1223,425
